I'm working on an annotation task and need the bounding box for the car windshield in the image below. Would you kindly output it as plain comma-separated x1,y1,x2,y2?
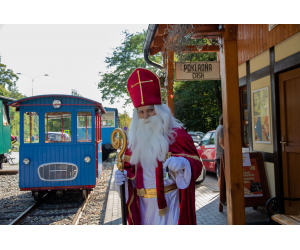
196,132,204,138
210,132,215,144
200,132,212,145
188,132,200,138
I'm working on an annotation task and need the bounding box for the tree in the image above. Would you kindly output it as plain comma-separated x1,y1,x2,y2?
0,57,19,91
97,30,221,133
174,80,221,132
71,89,82,97
0,84,9,96
97,31,163,106
0,57,25,138
173,52,222,133
119,111,131,130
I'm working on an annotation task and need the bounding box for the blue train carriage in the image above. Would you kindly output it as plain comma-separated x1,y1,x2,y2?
8,95,106,200
0,95,16,169
101,107,120,161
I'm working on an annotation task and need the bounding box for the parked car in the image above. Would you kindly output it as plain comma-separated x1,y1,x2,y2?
195,131,205,139
195,164,206,184
45,132,71,142
197,130,217,174
188,131,204,146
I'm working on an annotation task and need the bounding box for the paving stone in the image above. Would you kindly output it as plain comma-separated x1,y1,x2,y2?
104,166,269,225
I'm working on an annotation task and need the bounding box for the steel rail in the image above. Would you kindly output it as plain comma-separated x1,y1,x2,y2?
72,157,111,225
72,192,91,225
9,157,112,225
9,197,46,225
72,156,112,225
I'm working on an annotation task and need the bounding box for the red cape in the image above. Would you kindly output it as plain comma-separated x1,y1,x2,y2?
123,127,203,225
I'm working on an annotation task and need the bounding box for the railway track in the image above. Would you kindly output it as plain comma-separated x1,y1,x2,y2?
1,157,114,225
6,190,92,225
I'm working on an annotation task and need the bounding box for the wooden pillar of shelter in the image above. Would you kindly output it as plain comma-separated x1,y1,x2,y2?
219,24,246,225
165,50,174,115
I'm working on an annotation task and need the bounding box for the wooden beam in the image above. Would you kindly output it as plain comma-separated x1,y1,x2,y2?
181,45,220,53
149,45,163,56
191,30,223,39
150,43,219,56
193,24,220,32
157,24,168,36
164,51,174,114
148,24,222,55
219,24,246,225
153,35,166,47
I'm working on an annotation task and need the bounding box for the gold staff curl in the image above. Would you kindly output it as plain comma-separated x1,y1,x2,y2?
110,128,127,172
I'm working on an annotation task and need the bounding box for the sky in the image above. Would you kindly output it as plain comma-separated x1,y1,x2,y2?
0,1,291,119
0,24,149,117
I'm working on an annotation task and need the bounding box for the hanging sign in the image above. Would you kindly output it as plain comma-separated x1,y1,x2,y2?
175,61,220,81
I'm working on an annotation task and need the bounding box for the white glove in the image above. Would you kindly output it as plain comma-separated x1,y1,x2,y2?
114,169,127,186
163,156,190,172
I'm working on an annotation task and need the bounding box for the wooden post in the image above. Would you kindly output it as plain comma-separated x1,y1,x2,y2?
219,24,246,225
165,50,174,115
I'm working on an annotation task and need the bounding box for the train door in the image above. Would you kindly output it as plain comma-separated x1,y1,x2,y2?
0,101,11,154
0,100,3,154
279,67,300,215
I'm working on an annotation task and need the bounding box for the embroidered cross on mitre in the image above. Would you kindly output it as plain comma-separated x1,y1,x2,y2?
131,70,153,105
127,68,162,108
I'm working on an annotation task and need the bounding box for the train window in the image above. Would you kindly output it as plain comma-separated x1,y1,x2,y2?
2,104,9,125
77,112,92,142
45,112,71,143
23,112,39,143
102,112,115,127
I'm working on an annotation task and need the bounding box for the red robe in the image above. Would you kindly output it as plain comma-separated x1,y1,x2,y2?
123,127,203,225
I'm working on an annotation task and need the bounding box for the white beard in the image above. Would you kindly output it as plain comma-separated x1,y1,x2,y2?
129,115,169,170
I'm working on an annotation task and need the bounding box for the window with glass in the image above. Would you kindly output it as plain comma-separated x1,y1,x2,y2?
199,132,212,146
2,104,9,125
240,86,249,147
209,132,215,144
45,112,71,143
24,112,39,143
77,112,92,142
102,112,115,127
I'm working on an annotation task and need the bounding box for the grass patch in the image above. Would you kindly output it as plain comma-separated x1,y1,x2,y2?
108,152,117,159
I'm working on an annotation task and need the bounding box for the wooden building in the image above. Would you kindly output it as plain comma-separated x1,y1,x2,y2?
143,24,300,224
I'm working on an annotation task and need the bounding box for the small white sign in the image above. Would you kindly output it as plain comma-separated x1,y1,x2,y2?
175,61,220,81
242,153,251,167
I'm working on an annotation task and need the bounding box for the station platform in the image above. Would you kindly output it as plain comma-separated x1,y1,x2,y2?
0,152,19,175
0,164,19,175
104,162,270,225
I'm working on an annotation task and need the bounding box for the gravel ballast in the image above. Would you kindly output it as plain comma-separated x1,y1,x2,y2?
0,159,114,225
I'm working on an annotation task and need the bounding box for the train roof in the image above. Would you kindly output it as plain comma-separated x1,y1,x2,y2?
0,95,16,102
8,94,106,114
104,107,119,116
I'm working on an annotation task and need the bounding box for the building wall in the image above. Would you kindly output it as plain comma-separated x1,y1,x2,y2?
238,30,300,197
237,24,300,65
275,31,300,62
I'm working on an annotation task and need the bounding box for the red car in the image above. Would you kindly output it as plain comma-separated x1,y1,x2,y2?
197,130,217,174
